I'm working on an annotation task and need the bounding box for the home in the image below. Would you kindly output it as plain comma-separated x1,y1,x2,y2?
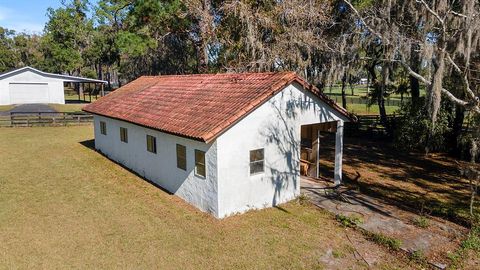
0,66,106,105
83,72,353,218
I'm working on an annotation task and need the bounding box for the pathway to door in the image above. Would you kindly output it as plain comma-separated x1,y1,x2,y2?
301,176,467,269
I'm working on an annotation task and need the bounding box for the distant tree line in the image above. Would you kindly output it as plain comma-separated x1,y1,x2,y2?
0,0,479,161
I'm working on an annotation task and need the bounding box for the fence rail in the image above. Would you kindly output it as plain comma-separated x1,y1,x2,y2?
346,114,402,136
327,95,404,107
0,112,93,127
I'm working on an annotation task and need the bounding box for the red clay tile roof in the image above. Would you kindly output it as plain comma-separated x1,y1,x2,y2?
83,72,353,142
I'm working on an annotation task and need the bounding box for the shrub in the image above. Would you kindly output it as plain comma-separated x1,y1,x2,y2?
365,232,402,251
412,216,430,228
394,98,452,152
336,214,363,228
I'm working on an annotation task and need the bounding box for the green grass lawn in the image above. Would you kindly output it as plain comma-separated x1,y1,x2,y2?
49,103,87,113
0,126,412,269
0,105,15,112
347,104,400,115
324,85,427,100
65,94,99,103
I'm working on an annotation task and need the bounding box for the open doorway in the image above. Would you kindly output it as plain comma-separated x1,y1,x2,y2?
300,122,338,180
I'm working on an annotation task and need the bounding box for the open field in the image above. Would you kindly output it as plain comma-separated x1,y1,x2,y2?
0,126,414,269
345,104,400,115
0,105,15,112
65,94,99,103
324,85,427,100
49,103,88,113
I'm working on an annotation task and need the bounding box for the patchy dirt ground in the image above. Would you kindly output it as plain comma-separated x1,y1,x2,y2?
302,177,467,268
320,135,477,225
317,134,479,268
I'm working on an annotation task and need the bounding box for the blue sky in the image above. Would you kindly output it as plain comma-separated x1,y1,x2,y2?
0,0,96,34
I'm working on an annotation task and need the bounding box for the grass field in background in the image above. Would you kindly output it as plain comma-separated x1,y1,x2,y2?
49,103,87,113
346,104,400,115
0,105,15,112
324,85,427,100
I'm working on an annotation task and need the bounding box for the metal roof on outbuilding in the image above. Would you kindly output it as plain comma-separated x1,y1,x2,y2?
0,66,107,84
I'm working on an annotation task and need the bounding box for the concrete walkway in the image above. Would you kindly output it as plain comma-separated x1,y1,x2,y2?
301,177,467,269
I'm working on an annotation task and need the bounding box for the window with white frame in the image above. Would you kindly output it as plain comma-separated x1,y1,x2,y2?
249,148,264,175
195,149,206,177
100,121,107,135
120,127,128,143
146,135,157,153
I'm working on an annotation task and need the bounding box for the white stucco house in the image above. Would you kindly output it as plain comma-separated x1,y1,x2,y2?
0,66,106,105
83,72,354,218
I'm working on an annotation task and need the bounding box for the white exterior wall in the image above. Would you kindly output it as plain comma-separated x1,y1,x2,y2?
93,116,220,217
215,82,348,218
0,70,65,105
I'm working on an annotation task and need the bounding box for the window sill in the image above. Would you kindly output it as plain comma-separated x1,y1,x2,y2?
195,173,206,179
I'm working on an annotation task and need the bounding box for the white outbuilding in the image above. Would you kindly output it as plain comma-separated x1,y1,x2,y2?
84,72,354,218
0,66,106,105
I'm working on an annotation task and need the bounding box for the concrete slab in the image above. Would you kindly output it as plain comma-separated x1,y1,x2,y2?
0,104,57,116
301,177,467,268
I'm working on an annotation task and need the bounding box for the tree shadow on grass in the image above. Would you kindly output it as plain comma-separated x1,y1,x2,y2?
318,135,475,227
78,139,173,195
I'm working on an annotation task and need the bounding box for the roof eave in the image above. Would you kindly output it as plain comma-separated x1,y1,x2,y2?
83,109,208,143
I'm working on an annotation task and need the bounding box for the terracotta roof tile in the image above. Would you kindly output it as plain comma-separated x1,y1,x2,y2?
83,72,353,142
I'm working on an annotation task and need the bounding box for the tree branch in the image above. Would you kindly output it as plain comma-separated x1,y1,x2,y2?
398,59,479,114
343,0,390,44
449,10,468,18
446,52,477,101
417,0,444,25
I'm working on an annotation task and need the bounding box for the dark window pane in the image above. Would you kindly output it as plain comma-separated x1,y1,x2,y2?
176,144,186,170
249,148,264,174
146,135,156,153
196,164,206,177
120,127,128,143
100,121,107,135
250,149,264,162
195,149,206,177
250,161,264,174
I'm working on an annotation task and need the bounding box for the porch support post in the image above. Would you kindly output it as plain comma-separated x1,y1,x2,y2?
334,120,344,185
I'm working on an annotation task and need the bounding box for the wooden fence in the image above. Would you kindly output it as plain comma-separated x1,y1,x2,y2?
346,114,401,136
0,112,93,127
328,96,404,107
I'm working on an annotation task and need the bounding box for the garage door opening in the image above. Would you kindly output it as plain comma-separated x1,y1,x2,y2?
9,82,49,104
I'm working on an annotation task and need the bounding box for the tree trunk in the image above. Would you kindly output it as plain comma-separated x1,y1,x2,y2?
98,62,103,81
341,68,348,109
450,103,466,156
379,63,388,126
194,0,212,73
366,62,387,126
410,42,420,103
